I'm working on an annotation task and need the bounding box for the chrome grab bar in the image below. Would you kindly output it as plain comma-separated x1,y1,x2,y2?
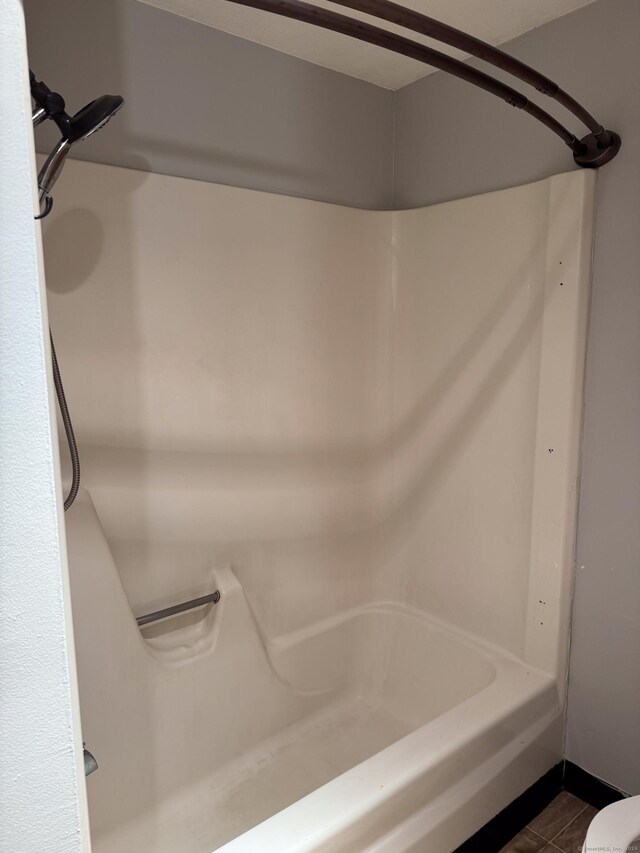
136,590,221,627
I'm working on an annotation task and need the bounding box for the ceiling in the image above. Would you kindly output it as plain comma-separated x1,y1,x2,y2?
138,0,597,90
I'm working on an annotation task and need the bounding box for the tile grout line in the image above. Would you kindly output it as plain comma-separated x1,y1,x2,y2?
524,827,564,852
547,802,588,844
527,827,547,841
525,801,589,851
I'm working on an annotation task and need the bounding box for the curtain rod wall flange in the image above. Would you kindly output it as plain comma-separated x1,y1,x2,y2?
221,0,621,168
573,131,622,168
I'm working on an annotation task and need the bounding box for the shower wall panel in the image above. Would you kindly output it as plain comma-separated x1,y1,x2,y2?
381,180,563,659
44,160,594,680
43,159,391,639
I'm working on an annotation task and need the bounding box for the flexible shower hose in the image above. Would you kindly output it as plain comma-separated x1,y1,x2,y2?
49,330,80,511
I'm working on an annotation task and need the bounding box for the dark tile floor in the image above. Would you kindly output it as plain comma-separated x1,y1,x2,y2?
499,792,597,853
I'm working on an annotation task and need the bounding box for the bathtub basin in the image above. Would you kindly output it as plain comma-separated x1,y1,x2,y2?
67,491,561,853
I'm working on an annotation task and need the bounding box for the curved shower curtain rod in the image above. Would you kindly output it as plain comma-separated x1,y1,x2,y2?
221,0,620,168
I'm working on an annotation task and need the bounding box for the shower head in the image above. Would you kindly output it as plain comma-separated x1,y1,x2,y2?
55,94,125,144
30,71,124,217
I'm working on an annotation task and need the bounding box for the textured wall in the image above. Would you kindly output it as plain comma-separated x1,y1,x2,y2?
393,0,640,795
23,0,394,209
0,2,89,851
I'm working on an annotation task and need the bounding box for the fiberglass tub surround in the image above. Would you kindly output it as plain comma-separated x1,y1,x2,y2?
44,162,595,852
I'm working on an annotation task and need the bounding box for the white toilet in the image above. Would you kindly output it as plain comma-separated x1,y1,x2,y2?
582,795,640,852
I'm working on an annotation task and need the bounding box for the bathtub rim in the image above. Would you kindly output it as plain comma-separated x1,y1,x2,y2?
215,629,560,853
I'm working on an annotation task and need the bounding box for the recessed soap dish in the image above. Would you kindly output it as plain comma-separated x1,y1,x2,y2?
136,589,222,654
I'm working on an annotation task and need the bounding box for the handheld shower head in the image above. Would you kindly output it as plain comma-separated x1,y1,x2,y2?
55,94,125,143
31,71,124,216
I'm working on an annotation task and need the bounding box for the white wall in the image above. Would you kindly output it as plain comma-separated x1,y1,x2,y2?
0,1,90,851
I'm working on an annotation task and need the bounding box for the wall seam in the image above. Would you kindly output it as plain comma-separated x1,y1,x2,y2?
390,91,397,211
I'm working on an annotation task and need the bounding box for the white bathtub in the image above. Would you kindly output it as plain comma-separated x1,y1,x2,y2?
48,163,595,852
68,491,561,853
216,618,561,853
